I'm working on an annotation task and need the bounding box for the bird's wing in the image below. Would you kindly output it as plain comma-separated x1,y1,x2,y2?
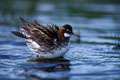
12,17,59,47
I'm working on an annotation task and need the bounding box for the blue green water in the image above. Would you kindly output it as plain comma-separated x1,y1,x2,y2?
0,0,120,80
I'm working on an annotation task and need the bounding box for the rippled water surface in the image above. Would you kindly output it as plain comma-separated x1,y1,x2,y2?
0,0,120,80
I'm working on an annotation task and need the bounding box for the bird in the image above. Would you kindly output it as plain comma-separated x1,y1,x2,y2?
12,17,80,59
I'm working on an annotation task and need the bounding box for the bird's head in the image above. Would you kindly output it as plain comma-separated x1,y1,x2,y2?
59,24,80,38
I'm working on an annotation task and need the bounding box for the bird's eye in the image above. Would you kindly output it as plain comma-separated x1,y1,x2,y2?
66,29,69,31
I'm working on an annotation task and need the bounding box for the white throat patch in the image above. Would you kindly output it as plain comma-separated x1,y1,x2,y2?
64,33,71,37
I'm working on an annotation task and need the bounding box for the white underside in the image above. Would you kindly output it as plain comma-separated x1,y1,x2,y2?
25,39,70,58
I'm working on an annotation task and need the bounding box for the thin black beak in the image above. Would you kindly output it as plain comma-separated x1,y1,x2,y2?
71,33,80,37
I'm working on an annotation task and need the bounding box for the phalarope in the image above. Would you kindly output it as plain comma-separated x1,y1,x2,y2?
12,17,80,58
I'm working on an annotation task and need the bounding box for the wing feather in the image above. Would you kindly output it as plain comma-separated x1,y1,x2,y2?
18,17,59,46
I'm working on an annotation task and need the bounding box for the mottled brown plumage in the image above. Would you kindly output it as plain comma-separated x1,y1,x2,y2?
13,17,59,46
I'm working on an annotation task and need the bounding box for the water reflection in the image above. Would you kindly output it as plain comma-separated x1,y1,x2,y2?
22,57,70,80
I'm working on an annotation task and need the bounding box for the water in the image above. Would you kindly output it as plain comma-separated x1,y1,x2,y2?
0,0,120,80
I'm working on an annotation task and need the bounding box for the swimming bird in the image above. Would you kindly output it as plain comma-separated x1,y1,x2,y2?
12,17,80,58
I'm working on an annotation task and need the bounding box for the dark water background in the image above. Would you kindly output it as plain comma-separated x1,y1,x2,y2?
0,0,120,80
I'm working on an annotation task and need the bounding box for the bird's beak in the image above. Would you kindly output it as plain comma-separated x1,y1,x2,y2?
71,33,80,37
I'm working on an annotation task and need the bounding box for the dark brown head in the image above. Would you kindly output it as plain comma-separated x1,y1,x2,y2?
59,24,80,38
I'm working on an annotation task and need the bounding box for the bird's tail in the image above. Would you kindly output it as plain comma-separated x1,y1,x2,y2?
11,31,27,39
